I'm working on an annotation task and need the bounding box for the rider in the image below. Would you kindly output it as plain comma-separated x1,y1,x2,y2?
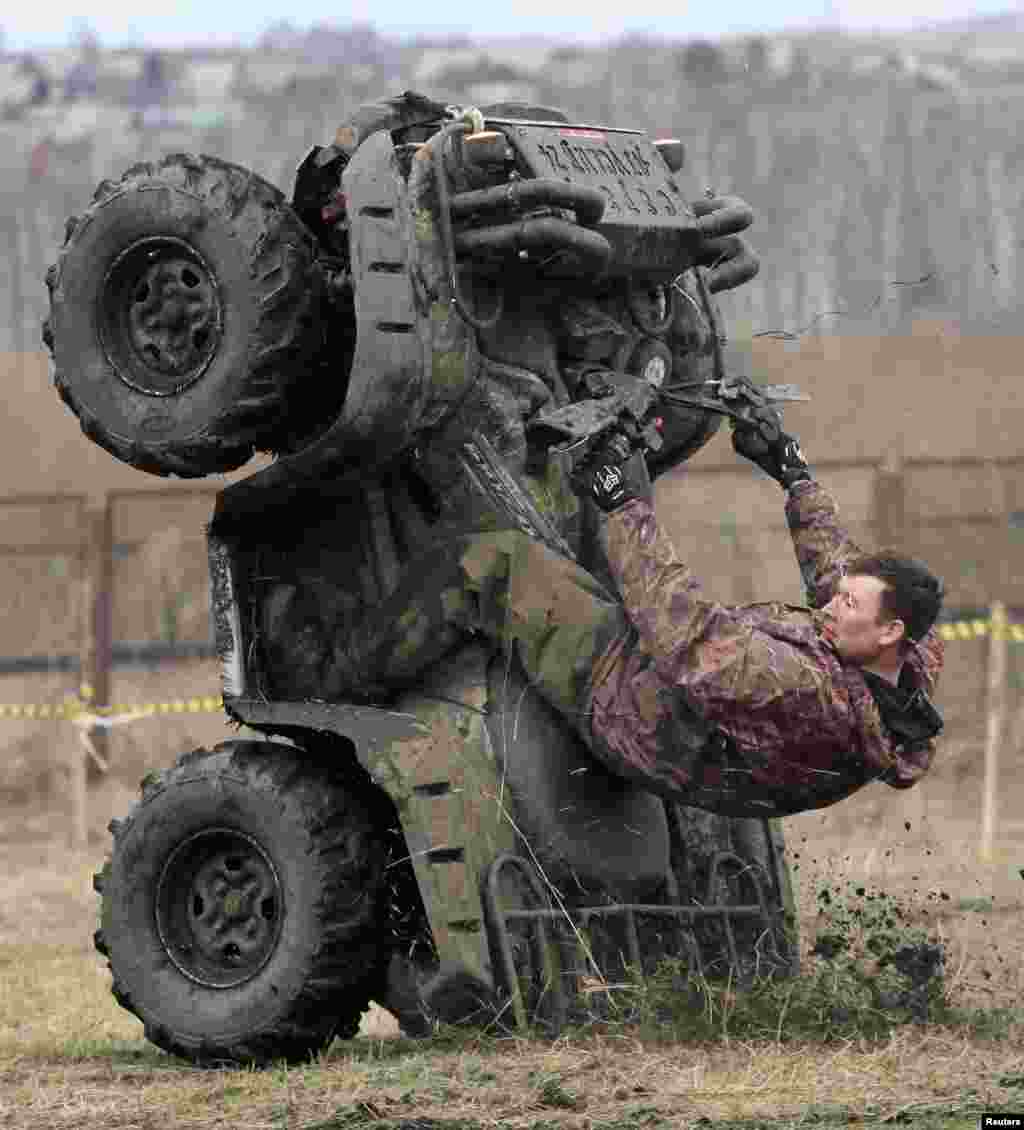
270,411,945,818
563,416,945,815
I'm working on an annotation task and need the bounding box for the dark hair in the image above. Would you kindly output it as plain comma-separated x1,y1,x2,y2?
847,552,945,644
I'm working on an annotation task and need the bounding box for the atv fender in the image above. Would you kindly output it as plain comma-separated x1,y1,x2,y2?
338,128,479,467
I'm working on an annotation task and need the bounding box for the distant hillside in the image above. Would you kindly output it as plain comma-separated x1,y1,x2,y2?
1,12,1023,353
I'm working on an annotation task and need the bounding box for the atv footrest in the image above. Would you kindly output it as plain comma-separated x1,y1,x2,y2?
481,848,789,1032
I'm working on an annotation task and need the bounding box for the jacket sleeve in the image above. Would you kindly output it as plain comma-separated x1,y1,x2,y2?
783,479,866,609
603,480,861,666
601,498,747,675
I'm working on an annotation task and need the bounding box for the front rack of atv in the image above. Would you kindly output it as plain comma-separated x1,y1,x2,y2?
481,847,793,1031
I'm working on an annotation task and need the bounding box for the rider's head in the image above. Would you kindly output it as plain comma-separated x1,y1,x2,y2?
822,552,944,666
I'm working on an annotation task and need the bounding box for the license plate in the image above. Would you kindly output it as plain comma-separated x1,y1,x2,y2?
486,118,701,276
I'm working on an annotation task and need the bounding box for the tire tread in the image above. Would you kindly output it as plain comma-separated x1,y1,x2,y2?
45,154,323,478
95,741,384,1064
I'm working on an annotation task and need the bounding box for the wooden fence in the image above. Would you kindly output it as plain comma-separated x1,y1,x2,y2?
0,456,1022,689
0,459,1021,850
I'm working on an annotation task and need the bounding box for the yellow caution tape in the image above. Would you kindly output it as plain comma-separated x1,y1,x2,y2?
0,695,224,721
936,619,1024,642
0,617,1022,723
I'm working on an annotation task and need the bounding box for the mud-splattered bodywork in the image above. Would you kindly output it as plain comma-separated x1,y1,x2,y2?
205,99,790,1024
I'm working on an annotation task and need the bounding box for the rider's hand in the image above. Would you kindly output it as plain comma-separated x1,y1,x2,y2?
731,406,812,489
570,429,641,513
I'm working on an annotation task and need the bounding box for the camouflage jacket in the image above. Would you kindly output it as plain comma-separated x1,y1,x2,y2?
585,480,944,813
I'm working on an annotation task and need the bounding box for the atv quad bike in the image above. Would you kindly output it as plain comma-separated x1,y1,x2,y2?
45,93,798,1064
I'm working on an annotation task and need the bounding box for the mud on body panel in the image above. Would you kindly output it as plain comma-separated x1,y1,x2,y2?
384,645,519,982
336,129,481,470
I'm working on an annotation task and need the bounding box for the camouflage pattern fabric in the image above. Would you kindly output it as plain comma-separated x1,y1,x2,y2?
291,477,942,818
323,531,628,731
586,479,944,815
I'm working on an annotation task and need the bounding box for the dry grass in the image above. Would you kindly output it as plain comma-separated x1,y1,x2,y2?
2,819,1024,1129
1,957,1020,1130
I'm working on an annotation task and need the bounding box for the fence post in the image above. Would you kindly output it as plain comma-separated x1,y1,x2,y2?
79,499,114,777
68,727,87,850
979,600,1007,863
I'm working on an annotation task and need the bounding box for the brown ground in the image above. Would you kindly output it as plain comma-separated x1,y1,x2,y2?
3,755,1024,1129
2,661,1024,1127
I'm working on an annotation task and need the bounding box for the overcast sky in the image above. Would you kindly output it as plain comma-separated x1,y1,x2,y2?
2,1,1019,50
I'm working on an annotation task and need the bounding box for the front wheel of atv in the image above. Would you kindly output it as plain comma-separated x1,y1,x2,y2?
93,741,386,1064
44,154,326,478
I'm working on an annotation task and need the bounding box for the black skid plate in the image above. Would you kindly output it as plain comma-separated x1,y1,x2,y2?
486,117,702,279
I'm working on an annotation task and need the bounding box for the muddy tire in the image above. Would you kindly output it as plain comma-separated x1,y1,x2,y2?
44,154,324,478
93,741,386,1064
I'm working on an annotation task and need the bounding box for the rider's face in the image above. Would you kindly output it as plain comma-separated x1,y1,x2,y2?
821,574,904,664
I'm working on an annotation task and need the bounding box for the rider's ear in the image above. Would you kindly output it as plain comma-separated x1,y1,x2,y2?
880,618,906,648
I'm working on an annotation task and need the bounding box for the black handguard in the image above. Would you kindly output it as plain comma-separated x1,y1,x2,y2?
731,406,812,490
569,430,641,513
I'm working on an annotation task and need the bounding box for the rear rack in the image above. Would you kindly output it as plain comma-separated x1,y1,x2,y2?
481,844,793,1031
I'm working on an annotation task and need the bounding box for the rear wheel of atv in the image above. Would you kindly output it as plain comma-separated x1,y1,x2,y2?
93,741,386,1064
44,154,324,478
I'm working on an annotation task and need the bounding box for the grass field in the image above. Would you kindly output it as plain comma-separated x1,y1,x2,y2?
3,776,1024,1129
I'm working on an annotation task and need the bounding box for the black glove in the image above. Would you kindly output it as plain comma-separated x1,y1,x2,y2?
570,429,640,513
731,407,811,489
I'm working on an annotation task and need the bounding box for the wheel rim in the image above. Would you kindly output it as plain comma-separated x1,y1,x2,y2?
155,827,284,988
99,236,223,397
